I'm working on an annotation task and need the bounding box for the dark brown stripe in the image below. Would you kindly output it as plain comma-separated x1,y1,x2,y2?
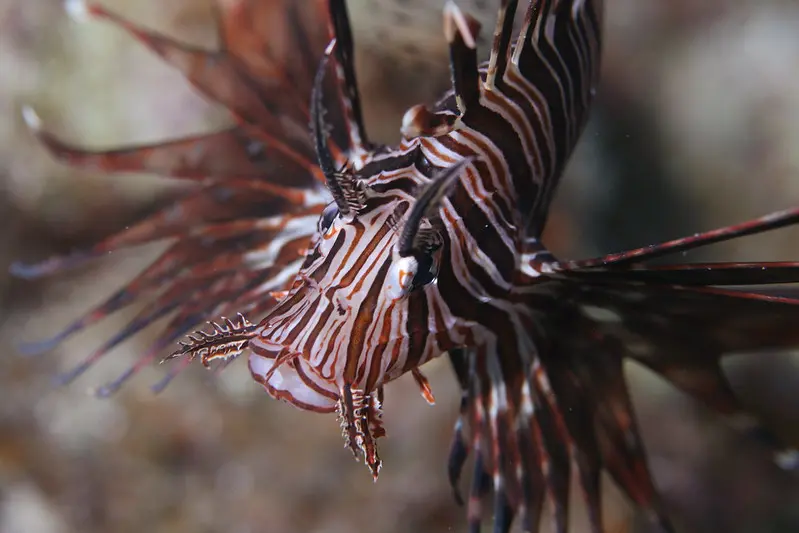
343,259,392,384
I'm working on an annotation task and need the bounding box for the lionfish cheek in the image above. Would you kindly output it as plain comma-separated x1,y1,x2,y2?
248,352,337,413
384,256,418,300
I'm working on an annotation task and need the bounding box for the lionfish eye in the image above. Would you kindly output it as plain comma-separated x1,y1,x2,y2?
386,248,439,300
318,202,340,233
410,251,438,290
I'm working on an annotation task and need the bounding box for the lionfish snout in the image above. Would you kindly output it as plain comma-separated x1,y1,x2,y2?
247,335,338,413
245,262,401,479
243,184,467,478
250,305,389,480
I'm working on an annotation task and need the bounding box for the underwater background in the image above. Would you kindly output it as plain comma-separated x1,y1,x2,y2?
0,1,798,532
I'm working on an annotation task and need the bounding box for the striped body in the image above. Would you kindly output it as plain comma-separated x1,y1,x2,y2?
19,1,799,532
248,1,603,419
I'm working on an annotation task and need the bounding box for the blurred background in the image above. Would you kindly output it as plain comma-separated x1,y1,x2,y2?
1,1,798,532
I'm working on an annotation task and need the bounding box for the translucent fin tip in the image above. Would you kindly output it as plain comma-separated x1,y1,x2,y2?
64,0,91,22
21,105,41,131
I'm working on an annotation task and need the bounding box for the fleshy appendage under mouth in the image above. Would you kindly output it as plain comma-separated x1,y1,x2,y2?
248,339,386,479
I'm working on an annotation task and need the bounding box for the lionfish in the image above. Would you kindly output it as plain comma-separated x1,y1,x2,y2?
15,0,799,531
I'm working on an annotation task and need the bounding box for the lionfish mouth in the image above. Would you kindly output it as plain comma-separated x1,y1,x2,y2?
249,333,387,481
247,337,338,414
248,348,337,411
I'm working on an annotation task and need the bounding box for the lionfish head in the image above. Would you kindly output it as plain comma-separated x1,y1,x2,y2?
233,41,473,478
248,179,454,407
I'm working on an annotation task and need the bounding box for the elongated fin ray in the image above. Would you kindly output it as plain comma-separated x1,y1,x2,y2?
24,108,325,190
444,2,482,115
327,0,368,154
485,0,518,90
15,0,327,404
311,40,353,215
589,357,672,530
561,207,799,270
151,355,194,394
564,261,799,286
52,297,181,386
215,0,329,108
91,315,196,397
543,357,603,533
11,191,320,282
529,367,571,533
76,3,302,131
447,350,471,505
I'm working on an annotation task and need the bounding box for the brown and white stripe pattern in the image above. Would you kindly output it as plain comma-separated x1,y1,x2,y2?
241,0,608,522
19,2,799,532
